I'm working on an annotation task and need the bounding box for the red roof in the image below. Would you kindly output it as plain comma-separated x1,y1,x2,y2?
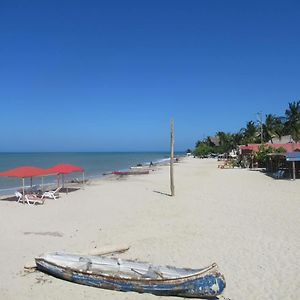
240,143,300,152
239,144,260,151
0,166,48,178
46,164,84,175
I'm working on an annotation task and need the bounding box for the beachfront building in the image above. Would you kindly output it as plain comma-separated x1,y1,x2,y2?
239,143,300,178
268,135,294,144
266,152,300,180
240,143,300,154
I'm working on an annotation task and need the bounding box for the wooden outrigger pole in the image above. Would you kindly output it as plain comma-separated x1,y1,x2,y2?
170,119,175,196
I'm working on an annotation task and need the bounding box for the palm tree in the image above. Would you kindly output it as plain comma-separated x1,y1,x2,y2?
216,131,228,146
285,101,300,142
263,114,285,143
232,132,243,147
216,131,232,152
241,121,259,144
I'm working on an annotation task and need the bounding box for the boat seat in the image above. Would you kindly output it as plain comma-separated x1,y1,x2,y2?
142,265,164,279
79,256,92,271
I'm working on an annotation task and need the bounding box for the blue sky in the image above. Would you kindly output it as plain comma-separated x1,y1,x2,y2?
0,0,299,151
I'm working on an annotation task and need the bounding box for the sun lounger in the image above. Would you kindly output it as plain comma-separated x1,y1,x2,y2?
41,187,61,201
15,191,23,203
24,194,44,205
16,190,44,205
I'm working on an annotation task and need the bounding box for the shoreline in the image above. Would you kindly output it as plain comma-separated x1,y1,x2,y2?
0,157,299,299
0,154,179,198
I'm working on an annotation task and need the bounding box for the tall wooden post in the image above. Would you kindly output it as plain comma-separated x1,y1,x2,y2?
170,119,175,196
292,161,296,180
22,178,25,204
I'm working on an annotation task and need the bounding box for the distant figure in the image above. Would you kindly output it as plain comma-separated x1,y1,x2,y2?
150,161,153,166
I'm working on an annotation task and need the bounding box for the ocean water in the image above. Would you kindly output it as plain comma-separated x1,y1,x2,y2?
0,152,182,195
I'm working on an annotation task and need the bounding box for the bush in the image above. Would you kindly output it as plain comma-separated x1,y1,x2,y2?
193,143,214,157
255,145,277,166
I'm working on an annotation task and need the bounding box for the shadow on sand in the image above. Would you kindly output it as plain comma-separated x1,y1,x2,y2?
0,196,17,202
153,190,172,197
60,187,81,193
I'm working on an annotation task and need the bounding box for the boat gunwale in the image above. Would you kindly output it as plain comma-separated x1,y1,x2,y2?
35,256,222,285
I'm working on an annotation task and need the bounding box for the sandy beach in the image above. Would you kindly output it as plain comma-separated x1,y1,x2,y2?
0,157,299,300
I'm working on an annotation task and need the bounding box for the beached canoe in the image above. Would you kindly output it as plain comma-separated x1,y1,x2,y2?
35,253,226,298
112,170,149,175
130,166,146,169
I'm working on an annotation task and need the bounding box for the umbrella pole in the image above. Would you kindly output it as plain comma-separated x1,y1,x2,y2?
22,178,25,204
42,177,44,192
293,161,296,180
63,174,68,194
82,172,85,189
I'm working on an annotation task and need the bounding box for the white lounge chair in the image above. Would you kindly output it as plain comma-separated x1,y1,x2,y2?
41,187,61,201
24,194,44,205
15,191,23,203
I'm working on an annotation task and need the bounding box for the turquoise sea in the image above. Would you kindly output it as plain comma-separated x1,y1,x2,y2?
0,152,183,195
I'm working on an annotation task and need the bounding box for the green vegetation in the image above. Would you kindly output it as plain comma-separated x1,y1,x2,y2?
255,145,286,166
193,101,300,156
193,143,213,157
285,101,300,142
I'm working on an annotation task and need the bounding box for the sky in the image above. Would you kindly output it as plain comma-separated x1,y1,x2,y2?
0,0,299,151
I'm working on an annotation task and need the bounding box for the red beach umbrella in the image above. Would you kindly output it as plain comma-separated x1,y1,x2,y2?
45,164,85,189
0,166,49,201
0,166,47,178
46,164,84,175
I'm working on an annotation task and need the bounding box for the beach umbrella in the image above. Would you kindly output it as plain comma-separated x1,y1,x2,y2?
46,164,84,174
45,164,85,190
0,166,48,203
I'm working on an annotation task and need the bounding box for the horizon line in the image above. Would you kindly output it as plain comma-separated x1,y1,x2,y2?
0,150,186,154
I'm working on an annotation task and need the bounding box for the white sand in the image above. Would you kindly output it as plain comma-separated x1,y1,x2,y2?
0,157,299,299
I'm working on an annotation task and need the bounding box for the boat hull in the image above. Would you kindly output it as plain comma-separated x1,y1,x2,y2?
35,255,225,298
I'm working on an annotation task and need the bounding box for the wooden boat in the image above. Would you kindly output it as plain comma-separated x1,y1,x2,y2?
35,253,226,298
112,170,149,175
130,166,146,169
